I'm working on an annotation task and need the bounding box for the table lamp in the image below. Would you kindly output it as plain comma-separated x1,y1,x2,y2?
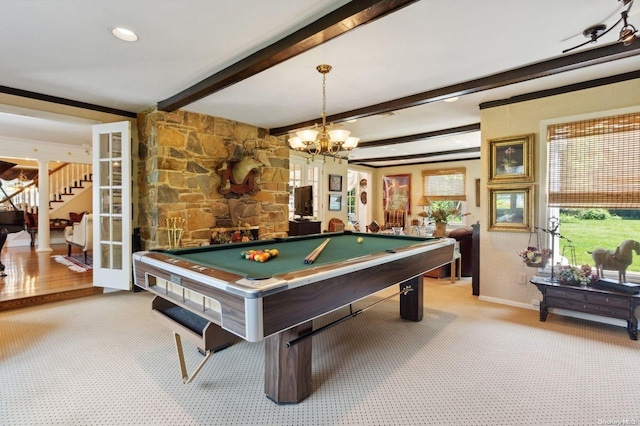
417,196,431,226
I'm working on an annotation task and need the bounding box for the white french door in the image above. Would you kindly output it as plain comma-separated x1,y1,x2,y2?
92,122,131,290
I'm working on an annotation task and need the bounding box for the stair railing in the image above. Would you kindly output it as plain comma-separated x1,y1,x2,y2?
0,163,92,212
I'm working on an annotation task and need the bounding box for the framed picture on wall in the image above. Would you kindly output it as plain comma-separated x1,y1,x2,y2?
328,194,342,211
487,184,534,232
329,174,342,192
382,174,411,214
488,134,534,184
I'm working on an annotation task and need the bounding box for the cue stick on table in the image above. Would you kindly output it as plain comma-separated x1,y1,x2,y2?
304,238,331,264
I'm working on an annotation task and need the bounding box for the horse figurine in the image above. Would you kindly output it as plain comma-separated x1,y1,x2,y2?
588,239,640,283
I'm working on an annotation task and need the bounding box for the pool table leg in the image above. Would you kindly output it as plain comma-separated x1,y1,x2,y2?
399,276,423,321
264,321,313,404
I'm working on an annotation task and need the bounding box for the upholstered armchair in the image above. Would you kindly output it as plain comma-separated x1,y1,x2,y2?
383,209,406,230
64,213,93,262
325,218,345,232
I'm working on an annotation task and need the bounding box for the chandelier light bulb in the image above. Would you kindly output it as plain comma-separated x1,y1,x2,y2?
296,129,319,143
288,136,304,149
343,137,359,149
328,129,351,143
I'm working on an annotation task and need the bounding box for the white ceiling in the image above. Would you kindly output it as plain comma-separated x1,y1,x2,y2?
1,0,639,167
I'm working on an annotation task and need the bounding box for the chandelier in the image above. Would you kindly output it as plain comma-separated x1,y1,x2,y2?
11,171,29,189
288,64,359,163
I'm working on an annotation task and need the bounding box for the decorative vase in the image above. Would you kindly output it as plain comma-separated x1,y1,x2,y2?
434,221,447,237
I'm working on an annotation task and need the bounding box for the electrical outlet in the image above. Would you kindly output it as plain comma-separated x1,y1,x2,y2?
532,299,540,307
518,272,527,285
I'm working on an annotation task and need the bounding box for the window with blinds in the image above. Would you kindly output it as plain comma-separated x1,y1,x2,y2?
422,167,466,201
548,112,640,208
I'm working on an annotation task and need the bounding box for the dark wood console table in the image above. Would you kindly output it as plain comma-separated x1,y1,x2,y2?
531,276,640,340
288,220,321,236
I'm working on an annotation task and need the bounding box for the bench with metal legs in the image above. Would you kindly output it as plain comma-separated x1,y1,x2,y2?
151,296,237,384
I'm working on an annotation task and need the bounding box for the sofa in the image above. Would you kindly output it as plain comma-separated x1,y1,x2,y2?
425,226,474,278
447,226,473,277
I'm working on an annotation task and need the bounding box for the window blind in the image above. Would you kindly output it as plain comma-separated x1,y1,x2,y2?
422,167,466,201
547,112,640,208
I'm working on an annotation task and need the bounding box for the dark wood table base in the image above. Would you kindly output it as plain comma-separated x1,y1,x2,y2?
531,277,640,341
263,276,423,404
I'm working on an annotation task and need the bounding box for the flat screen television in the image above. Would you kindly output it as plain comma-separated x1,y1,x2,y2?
294,185,313,218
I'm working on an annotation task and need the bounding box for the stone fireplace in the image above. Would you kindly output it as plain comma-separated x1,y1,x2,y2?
137,108,289,250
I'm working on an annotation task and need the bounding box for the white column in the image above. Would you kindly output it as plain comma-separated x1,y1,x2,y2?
36,160,52,252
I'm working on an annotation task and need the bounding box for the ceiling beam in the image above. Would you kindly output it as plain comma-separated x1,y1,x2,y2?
350,146,480,164
271,37,640,136
356,123,480,148
157,0,419,112
0,85,137,118
479,69,640,109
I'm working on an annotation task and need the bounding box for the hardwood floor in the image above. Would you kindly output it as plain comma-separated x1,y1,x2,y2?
0,243,101,311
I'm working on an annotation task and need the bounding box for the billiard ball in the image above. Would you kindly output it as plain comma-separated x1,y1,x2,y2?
357,237,364,243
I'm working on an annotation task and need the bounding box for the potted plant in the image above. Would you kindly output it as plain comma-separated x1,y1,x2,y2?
517,247,551,267
428,203,469,237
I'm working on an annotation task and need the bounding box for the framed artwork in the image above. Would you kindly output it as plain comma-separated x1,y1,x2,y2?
475,179,481,207
328,194,342,211
382,174,411,214
329,174,342,192
488,134,534,184
488,184,534,232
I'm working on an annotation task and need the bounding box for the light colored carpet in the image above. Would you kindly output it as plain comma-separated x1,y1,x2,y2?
1,279,639,425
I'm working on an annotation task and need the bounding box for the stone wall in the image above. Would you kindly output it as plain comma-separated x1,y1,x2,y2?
137,108,289,250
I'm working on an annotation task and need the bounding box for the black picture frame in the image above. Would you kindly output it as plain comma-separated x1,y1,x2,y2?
329,174,342,192
329,194,342,211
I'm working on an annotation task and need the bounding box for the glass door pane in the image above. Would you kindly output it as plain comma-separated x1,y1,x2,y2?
92,122,131,290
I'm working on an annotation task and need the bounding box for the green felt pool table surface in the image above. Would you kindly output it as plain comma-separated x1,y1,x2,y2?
163,232,435,279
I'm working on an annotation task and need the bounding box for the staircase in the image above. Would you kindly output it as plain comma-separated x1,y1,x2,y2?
4,163,93,215
48,164,93,214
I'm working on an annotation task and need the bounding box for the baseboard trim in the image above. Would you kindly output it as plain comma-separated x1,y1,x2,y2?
478,295,537,310
0,287,103,311
478,295,637,330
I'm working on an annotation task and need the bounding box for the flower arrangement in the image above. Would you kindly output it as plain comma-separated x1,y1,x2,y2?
428,205,469,223
517,246,551,267
503,146,518,169
554,264,598,286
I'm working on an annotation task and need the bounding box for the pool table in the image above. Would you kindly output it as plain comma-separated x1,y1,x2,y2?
133,231,455,403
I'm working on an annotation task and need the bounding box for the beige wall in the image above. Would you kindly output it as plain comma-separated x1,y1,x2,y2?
319,156,349,227
371,159,482,230
480,78,640,308
289,151,351,229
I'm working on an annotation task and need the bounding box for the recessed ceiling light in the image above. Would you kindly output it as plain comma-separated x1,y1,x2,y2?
444,96,459,103
112,27,138,42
